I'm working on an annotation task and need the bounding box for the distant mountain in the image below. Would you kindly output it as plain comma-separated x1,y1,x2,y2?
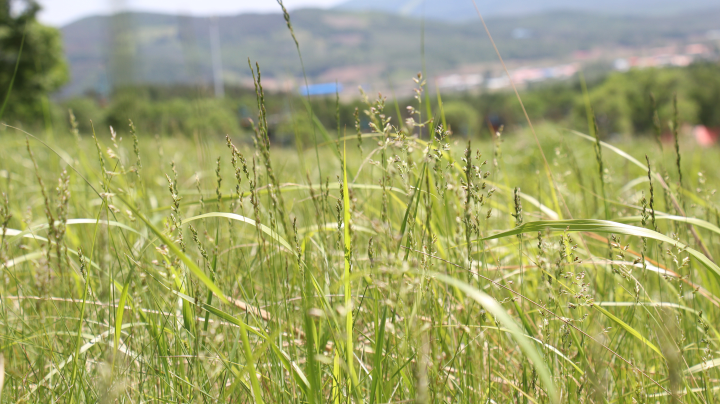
336,0,720,20
58,8,720,97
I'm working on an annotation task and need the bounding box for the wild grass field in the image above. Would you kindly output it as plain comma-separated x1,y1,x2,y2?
1,69,720,403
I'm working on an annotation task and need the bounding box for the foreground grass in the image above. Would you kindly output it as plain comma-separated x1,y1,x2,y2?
0,88,719,403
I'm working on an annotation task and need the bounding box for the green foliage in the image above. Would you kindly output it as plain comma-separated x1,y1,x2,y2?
685,63,720,128
441,100,478,136
37,62,720,147
582,66,704,135
2,83,720,401
60,97,104,132
0,0,68,123
277,109,314,146
103,89,242,136
445,63,720,137
53,84,363,144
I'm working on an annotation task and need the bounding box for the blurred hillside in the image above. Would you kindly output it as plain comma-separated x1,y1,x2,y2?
59,7,720,97
337,0,720,21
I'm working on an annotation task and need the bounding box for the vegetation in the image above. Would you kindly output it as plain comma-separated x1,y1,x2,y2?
2,65,720,401
582,63,720,134
45,61,720,143
444,62,720,137
0,0,68,124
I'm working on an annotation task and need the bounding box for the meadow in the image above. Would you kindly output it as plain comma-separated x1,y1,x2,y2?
1,67,720,403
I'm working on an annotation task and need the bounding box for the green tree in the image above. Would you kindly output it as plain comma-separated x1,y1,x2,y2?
580,67,704,136
0,0,68,124
442,100,479,137
686,62,720,128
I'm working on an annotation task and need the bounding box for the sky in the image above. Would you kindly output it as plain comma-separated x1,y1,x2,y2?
36,0,344,26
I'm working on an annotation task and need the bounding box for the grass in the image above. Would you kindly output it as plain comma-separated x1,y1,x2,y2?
1,84,720,402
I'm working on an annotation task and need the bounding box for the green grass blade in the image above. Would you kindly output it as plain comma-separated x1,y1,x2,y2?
0,353,4,402
435,85,447,132
171,289,310,396
592,304,663,357
569,130,646,171
342,140,358,388
396,162,427,255
115,194,227,302
8,218,141,244
299,96,342,160
685,358,720,375
113,278,131,363
24,323,143,399
369,306,387,404
239,315,264,404
429,272,559,403
483,219,720,282
616,215,720,237
183,212,293,252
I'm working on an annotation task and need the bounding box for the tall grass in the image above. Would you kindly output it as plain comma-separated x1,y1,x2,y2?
1,80,719,401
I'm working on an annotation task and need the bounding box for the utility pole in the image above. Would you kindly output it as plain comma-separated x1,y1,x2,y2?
109,0,134,91
210,16,224,98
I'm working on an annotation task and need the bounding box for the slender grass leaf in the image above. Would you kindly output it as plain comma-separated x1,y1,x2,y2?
8,218,140,244
616,215,720,237
183,212,293,252
397,162,427,255
170,289,311,395
429,272,559,403
483,219,720,282
113,279,131,364
685,358,720,375
569,130,647,171
592,304,663,357
342,140,359,388
115,194,226,302
369,306,387,404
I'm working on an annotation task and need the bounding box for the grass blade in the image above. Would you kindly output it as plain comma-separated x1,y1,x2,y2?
172,288,310,396
483,219,720,282
0,353,4,402
397,161,427,255
616,215,720,237
115,194,226,302
183,212,293,252
342,140,358,388
369,306,387,404
113,278,131,365
429,272,559,403
593,304,663,357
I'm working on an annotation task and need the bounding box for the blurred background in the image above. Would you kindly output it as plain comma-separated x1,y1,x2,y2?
2,0,720,144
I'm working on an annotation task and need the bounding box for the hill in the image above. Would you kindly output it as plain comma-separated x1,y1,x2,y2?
59,8,720,97
336,0,720,21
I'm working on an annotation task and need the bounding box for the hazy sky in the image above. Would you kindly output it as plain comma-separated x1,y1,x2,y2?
37,0,344,26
